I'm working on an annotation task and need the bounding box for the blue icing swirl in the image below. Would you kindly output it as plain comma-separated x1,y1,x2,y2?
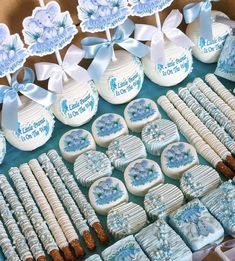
96,114,123,137
64,130,90,152
128,99,155,122
93,178,124,205
166,143,194,169
129,160,159,187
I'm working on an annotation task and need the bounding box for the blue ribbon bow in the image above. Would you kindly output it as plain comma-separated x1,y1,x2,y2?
183,0,219,41
81,19,150,83
0,67,56,131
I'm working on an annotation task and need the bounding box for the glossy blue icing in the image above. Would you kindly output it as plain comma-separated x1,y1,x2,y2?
96,114,124,137
127,99,156,122
93,178,124,206
63,130,90,152
165,143,194,169
128,160,159,187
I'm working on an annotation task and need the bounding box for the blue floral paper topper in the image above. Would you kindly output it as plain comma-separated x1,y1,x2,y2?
0,24,28,78
78,0,130,33
129,0,174,17
23,1,77,56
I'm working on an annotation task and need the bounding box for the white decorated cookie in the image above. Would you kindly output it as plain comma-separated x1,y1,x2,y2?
142,119,180,156
186,11,231,63
124,159,164,196
169,199,224,251
0,131,6,164
107,202,147,238
96,50,144,104
102,235,149,261
3,98,55,151
106,135,147,172
52,78,98,127
180,165,221,200
85,255,102,261
74,151,113,187
142,40,193,86
124,98,161,132
89,177,129,215
59,129,96,163
92,113,128,148
161,142,199,180
144,183,184,221
135,220,192,261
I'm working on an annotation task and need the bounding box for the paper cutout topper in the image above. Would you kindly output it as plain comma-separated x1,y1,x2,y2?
78,0,129,33
23,1,77,56
0,24,28,78
129,0,174,17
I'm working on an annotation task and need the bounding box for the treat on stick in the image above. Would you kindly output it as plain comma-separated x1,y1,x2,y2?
47,149,109,244
19,163,73,261
9,167,63,261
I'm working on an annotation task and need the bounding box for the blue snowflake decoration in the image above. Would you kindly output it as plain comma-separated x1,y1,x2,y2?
78,0,130,33
128,99,156,122
63,130,90,152
129,160,159,186
166,143,194,169
0,24,28,77
23,1,77,56
93,178,124,205
129,0,174,17
96,114,123,137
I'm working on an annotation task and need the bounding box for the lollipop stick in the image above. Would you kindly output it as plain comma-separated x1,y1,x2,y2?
105,29,117,62
155,12,162,30
6,74,11,85
39,0,45,7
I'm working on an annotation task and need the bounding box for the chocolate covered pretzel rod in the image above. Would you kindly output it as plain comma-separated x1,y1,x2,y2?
0,188,33,261
158,96,234,179
19,163,73,261
205,74,235,111
194,78,235,122
0,175,45,261
0,219,20,261
9,167,63,261
166,91,235,172
179,87,235,155
28,159,84,259
47,150,109,244
38,153,96,251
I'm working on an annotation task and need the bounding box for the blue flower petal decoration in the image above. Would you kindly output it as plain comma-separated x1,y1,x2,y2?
78,0,130,33
129,0,174,17
23,1,77,56
0,24,28,77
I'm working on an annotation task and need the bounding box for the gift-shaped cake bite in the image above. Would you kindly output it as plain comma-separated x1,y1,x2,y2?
161,142,199,180
85,254,102,261
169,199,224,251
89,177,129,215
101,235,149,261
142,119,179,156
180,165,221,200
135,219,192,261
74,151,113,187
144,183,184,221
124,98,161,133
201,180,235,238
107,202,147,238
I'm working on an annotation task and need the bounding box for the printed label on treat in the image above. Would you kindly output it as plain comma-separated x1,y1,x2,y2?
109,71,142,97
60,92,96,119
198,33,228,54
15,117,50,142
156,54,191,77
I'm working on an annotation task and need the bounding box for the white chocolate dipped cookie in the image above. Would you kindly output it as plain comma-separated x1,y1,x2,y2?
92,113,128,148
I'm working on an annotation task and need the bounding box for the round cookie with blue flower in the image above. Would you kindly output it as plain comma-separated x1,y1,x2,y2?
59,129,96,163
92,113,128,148
124,159,164,196
124,98,161,132
161,142,199,180
89,177,129,215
